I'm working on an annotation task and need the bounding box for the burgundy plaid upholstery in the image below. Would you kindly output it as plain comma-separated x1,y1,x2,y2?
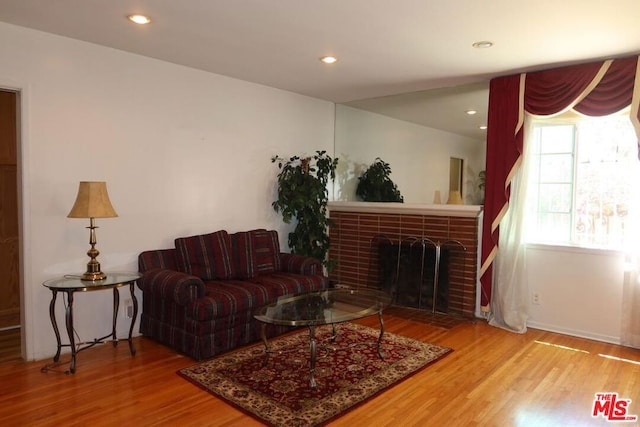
175,230,236,280
250,229,281,273
138,268,204,306
230,231,257,279
137,229,328,360
138,248,177,272
280,252,323,275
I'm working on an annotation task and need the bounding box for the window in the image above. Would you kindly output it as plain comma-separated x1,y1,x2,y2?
526,111,639,250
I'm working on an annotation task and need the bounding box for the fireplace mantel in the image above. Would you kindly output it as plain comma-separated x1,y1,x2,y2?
328,201,483,218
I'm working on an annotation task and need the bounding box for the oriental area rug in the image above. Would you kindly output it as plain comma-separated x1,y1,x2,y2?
178,322,452,426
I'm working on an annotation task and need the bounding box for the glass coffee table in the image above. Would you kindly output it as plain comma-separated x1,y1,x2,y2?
254,287,392,387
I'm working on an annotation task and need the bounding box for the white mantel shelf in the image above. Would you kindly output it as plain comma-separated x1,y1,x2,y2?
328,201,483,218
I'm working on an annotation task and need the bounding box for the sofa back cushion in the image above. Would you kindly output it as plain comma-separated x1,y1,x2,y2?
175,230,236,280
250,229,281,274
229,231,257,279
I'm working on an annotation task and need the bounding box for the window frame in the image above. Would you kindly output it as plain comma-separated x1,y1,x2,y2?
526,111,637,251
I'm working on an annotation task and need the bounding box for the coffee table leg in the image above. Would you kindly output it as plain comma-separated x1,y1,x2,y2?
260,323,270,366
309,324,317,388
377,311,386,359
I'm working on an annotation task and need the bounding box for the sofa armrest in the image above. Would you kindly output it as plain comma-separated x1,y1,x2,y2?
138,268,205,306
279,253,324,276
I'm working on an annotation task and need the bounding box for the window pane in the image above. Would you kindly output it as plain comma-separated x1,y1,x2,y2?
538,183,572,212
539,153,573,182
539,125,574,153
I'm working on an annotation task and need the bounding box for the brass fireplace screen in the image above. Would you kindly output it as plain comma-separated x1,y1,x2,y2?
369,235,469,316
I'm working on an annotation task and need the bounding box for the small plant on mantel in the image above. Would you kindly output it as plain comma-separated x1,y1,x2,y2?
271,150,338,269
356,157,404,202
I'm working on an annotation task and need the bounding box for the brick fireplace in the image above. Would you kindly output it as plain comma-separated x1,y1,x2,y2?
327,202,483,318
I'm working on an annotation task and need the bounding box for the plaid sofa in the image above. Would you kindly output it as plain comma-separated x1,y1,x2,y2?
137,229,329,360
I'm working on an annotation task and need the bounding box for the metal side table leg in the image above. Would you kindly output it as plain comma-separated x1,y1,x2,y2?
50,290,61,362
128,282,137,355
65,291,76,374
112,288,119,347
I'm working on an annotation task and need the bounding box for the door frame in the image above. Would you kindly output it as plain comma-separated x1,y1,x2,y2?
1,79,32,361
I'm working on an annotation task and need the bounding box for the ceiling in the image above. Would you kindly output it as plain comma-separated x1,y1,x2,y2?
1,0,639,139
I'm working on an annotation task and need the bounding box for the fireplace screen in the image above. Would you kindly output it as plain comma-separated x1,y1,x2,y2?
372,235,468,315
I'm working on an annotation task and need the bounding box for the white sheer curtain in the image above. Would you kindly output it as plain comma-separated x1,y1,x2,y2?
621,256,640,348
621,153,640,348
488,116,534,333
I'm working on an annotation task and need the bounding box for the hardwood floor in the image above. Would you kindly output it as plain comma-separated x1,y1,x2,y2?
0,315,638,426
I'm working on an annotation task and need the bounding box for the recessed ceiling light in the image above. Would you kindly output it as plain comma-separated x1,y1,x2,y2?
128,14,151,25
319,56,338,64
472,41,493,49
465,110,477,115
479,125,488,130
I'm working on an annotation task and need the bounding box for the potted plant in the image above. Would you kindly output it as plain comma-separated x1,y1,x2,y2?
271,150,338,268
356,157,404,202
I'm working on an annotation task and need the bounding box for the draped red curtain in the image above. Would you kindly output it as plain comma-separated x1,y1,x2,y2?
480,55,640,311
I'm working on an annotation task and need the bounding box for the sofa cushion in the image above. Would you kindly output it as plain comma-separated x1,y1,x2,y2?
250,229,281,273
188,274,328,321
175,230,236,280
230,231,257,279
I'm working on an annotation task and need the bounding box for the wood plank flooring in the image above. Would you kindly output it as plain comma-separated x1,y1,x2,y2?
0,315,638,426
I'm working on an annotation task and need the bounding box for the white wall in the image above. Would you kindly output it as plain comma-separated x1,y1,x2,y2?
526,245,626,343
0,22,334,361
334,104,486,204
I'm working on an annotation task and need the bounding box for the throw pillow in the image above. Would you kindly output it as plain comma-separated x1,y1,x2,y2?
250,229,282,274
175,230,236,280
229,231,257,279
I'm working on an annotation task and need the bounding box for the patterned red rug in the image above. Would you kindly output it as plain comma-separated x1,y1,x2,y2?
178,322,452,426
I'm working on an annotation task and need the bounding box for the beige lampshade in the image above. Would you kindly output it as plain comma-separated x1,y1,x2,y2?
67,181,118,218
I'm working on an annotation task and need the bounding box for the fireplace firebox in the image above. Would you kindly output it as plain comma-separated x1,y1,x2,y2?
374,236,465,314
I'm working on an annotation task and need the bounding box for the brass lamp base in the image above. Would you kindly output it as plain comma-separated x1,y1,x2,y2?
81,270,106,281
80,218,107,281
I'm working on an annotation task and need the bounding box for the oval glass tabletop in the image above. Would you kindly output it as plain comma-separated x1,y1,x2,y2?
42,273,141,291
254,287,392,327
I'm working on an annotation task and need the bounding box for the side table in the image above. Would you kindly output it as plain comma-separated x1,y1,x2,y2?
41,272,141,374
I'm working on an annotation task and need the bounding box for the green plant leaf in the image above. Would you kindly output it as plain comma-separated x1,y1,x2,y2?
271,151,338,269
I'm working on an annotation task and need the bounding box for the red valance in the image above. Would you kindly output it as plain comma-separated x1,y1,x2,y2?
480,55,640,311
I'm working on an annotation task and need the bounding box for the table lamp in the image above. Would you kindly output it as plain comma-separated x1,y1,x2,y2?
67,181,118,281
447,190,463,205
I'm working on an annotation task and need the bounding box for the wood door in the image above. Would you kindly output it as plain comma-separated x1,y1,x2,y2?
0,90,19,329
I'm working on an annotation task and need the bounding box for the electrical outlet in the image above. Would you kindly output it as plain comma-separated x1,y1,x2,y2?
532,293,540,305
124,299,134,318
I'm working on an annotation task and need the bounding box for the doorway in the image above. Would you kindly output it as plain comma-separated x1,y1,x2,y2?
0,89,20,362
